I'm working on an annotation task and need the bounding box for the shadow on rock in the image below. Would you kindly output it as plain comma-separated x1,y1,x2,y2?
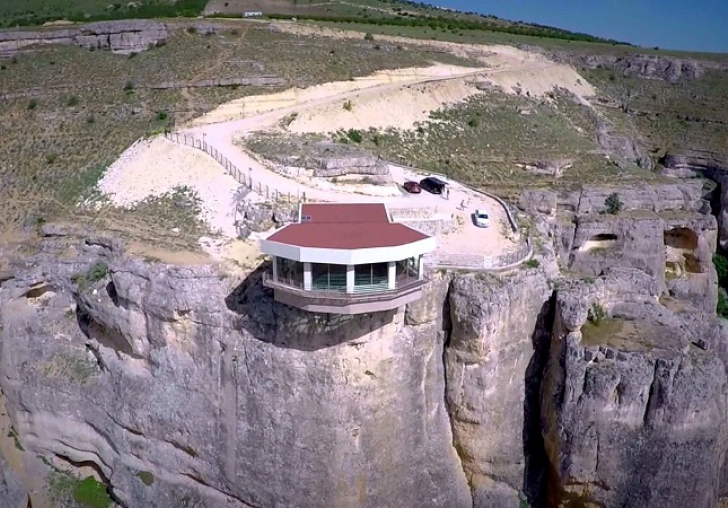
523,292,556,508
225,265,397,352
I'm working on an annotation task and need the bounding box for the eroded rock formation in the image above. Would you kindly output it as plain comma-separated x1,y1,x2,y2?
542,270,728,508
1,176,727,508
0,236,469,508
0,20,170,57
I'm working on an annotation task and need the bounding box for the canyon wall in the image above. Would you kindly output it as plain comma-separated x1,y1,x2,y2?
0,237,469,508
1,175,727,508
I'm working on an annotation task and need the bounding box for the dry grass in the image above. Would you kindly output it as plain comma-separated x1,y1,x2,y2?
342,88,661,199
584,68,728,158
0,21,473,246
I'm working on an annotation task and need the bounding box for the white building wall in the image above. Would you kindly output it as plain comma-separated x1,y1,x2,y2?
260,236,436,265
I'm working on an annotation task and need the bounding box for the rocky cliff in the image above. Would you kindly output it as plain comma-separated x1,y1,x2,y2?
1,176,727,508
0,20,169,57
542,269,728,508
0,234,470,508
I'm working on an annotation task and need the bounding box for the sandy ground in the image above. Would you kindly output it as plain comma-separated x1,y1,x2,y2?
96,137,240,238
189,63,486,127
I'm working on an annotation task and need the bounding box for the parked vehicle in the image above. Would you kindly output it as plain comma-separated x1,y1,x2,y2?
473,209,490,228
419,176,447,195
403,181,421,194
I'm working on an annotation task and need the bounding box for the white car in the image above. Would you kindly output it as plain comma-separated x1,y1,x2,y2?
473,209,490,228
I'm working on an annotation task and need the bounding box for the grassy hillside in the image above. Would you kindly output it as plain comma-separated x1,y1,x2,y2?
1,0,629,45
0,0,207,27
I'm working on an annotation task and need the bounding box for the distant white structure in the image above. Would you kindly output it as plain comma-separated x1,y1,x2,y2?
243,11,263,18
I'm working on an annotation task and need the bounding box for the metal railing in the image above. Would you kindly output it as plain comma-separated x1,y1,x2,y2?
262,272,427,300
164,131,306,204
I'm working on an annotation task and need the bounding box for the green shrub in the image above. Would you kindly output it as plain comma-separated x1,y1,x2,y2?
87,261,108,283
45,154,58,164
346,129,363,143
0,64,6,70
342,100,353,111
27,98,38,110
524,258,540,269
86,115,96,125
156,110,168,121
587,302,606,325
67,95,79,107
466,117,479,128
364,32,374,41
73,476,112,508
605,192,623,214
123,80,135,92
714,253,728,287
186,26,197,34
718,289,728,319
137,471,154,486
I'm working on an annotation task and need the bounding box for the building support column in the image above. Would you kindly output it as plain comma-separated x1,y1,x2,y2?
388,261,396,290
346,265,355,293
418,255,424,279
271,256,278,282
304,262,312,290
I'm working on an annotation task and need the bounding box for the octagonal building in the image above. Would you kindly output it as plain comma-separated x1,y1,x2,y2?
259,203,436,314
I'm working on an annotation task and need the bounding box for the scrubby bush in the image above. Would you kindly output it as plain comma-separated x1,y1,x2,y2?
346,129,363,143
587,302,606,325
67,95,79,107
364,32,374,41
605,192,623,214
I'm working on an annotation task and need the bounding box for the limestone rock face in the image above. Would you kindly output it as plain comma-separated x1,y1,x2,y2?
557,212,718,312
0,456,27,508
542,273,728,508
446,269,552,507
540,50,719,82
0,20,169,57
519,181,704,216
0,243,470,508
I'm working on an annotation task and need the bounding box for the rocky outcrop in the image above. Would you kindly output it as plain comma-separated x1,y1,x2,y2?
235,197,297,237
0,456,27,508
151,76,286,90
542,270,728,508
521,181,717,312
0,20,169,57
531,48,724,82
519,181,705,216
446,269,552,507
0,236,470,508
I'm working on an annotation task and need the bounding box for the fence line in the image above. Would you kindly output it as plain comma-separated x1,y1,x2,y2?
164,131,306,205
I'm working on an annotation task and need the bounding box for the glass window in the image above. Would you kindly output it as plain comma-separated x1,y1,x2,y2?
311,263,347,291
354,263,389,292
276,258,303,288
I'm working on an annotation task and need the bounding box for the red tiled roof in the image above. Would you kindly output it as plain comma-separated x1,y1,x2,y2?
267,222,428,249
266,203,430,249
299,203,389,224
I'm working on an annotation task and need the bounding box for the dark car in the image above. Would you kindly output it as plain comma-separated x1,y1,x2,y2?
403,181,421,194
419,176,447,195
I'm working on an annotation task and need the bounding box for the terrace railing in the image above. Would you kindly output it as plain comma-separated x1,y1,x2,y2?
262,272,427,301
